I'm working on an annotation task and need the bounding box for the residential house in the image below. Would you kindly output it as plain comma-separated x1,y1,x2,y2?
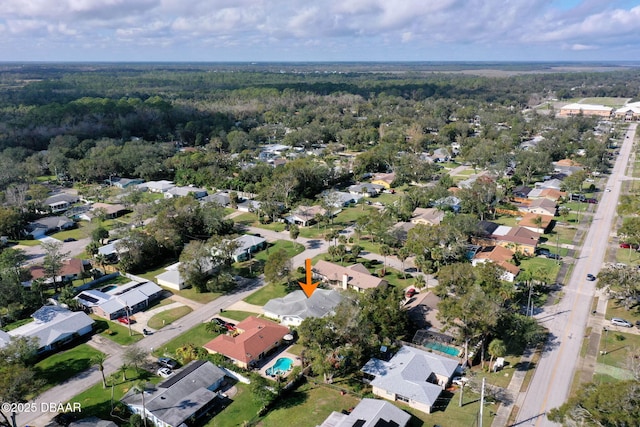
405,291,445,331
371,172,396,189
474,222,540,256
138,180,175,193
410,207,444,226
97,239,128,262
200,191,231,206
319,398,411,427
526,187,565,202
614,102,640,121
361,345,459,414
518,213,554,234
432,148,450,163
432,195,461,213
121,360,226,427
69,417,117,427
79,203,129,221
313,260,387,293
29,258,88,284
322,190,362,208
27,216,75,238
154,262,186,291
472,246,520,282
236,199,262,213
348,183,384,197
7,306,94,354
75,279,163,320
263,289,342,326
111,177,144,189
552,159,583,176
230,234,267,262
534,178,563,191
520,198,557,217
203,316,290,369
512,185,532,201
286,205,327,227
44,193,79,213
165,185,208,200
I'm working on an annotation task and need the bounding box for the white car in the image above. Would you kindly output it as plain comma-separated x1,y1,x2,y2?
452,376,469,386
157,367,174,378
611,318,633,328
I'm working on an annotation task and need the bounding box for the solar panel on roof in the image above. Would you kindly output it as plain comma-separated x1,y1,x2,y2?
78,292,99,304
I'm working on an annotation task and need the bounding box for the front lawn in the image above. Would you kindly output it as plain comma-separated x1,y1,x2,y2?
154,322,219,358
203,383,262,427
147,306,193,329
34,344,104,394
67,368,159,424
91,316,144,345
218,310,255,322
517,257,561,283
244,282,291,306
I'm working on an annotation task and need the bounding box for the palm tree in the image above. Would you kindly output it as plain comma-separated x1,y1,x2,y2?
397,247,410,279
289,224,300,249
119,363,129,381
91,353,109,389
132,381,148,427
380,244,392,274
335,244,347,265
350,244,363,262
488,339,507,372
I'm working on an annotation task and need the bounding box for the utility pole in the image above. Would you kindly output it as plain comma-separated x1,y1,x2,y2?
479,377,485,427
459,382,464,407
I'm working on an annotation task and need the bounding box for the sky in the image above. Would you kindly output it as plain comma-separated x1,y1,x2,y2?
1,0,640,62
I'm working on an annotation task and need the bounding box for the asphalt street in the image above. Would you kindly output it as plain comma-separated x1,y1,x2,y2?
514,123,637,426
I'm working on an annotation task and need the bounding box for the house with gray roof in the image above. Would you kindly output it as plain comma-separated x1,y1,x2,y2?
137,180,175,193
231,234,267,262
347,183,384,197
165,185,208,199
27,216,75,238
361,345,459,414
44,193,79,213
319,398,411,427
121,360,226,427
7,306,94,354
76,278,163,320
263,289,342,326
200,191,231,206
110,177,144,189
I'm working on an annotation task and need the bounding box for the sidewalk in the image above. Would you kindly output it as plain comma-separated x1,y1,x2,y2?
491,348,536,427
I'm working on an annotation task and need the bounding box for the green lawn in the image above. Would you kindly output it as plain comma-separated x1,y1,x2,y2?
605,299,640,325
517,257,561,283
34,344,104,394
1,317,34,331
204,383,263,427
615,247,640,266
91,316,144,345
244,282,291,306
147,306,193,329
67,368,159,424
597,327,640,380
154,322,219,358
218,310,255,322
254,240,305,261
51,221,94,241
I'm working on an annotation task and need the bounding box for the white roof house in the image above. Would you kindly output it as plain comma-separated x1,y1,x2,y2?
137,180,175,193
319,398,411,427
75,279,163,320
361,345,459,414
165,186,208,199
263,289,342,326
7,306,94,353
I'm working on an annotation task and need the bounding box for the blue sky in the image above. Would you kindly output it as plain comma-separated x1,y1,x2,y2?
1,0,639,62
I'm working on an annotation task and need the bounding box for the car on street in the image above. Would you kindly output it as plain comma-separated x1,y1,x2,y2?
117,317,134,325
157,367,174,378
586,274,596,281
611,318,633,328
586,198,598,204
158,357,179,369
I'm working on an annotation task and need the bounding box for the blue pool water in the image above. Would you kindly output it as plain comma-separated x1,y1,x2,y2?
266,357,293,376
424,342,460,357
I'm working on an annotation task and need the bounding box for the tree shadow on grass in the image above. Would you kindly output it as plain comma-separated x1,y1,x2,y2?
269,388,310,411
36,357,93,387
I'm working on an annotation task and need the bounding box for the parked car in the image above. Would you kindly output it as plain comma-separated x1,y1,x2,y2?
212,317,227,327
619,242,639,249
536,248,551,256
452,376,469,386
586,198,598,204
117,317,134,325
611,318,633,328
225,322,237,331
158,357,179,369
157,367,174,378
406,288,417,298
63,237,77,242
546,253,561,260
586,274,596,281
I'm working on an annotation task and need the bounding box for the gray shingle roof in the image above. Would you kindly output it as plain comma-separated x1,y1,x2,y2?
8,306,94,349
320,398,411,427
263,289,342,320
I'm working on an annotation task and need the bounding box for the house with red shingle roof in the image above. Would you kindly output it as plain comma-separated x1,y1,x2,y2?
472,246,520,282
203,316,289,369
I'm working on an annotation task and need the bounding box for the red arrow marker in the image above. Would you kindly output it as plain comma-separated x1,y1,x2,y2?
298,258,319,298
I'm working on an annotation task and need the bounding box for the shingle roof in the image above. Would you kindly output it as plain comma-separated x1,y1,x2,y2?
313,260,386,290
263,289,342,320
8,306,94,349
320,398,411,427
203,317,289,364
361,346,458,410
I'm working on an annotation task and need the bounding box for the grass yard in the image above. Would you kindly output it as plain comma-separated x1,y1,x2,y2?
147,306,193,329
605,299,640,325
1,317,34,331
596,329,640,381
614,247,640,266
34,344,104,394
253,240,305,262
244,282,291,306
138,260,179,283
51,221,94,241
257,381,361,427
517,257,561,283
154,322,219,358
218,310,255,322
67,368,159,424
91,316,145,345
174,287,223,304
204,383,263,427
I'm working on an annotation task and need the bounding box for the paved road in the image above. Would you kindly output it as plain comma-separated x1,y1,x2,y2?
17,277,267,427
514,123,637,426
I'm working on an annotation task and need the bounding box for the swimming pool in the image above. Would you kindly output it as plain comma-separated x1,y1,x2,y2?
424,341,460,357
266,357,293,376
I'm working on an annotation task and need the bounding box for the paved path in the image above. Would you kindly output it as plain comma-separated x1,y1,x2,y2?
17,277,267,427
225,300,264,314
